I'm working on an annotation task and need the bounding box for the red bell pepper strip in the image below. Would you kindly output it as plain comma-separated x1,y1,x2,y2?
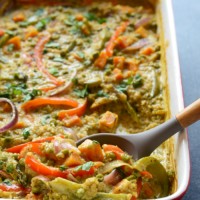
25,154,68,178
34,35,63,86
106,21,129,57
6,136,59,153
0,183,25,192
94,21,129,69
137,177,142,197
21,97,78,112
58,100,87,120
19,143,44,159
0,30,4,37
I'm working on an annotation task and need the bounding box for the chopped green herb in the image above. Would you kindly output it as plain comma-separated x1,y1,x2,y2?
76,51,85,59
0,83,41,101
0,56,9,63
74,85,88,98
23,128,30,139
49,67,59,76
97,90,109,97
41,115,50,125
14,73,28,82
0,161,4,170
72,77,78,85
84,12,106,24
27,15,38,24
53,57,65,63
35,8,44,16
133,74,143,88
18,21,29,27
59,165,68,171
5,30,15,36
75,161,94,171
0,34,10,47
7,44,14,52
6,164,14,173
35,18,51,31
3,179,12,186
45,42,60,48
115,83,128,93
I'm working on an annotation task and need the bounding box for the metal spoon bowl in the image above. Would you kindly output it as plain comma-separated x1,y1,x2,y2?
77,98,200,160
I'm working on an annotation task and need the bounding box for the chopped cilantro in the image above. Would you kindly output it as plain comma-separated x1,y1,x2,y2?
132,74,143,88
53,57,65,63
115,83,128,93
45,42,60,48
6,164,14,173
74,85,88,98
97,90,109,97
59,165,68,171
49,67,59,76
7,44,14,52
3,179,12,186
35,18,51,31
76,51,85,59
75,161,94,171
0,56,9,64
0,83,41,101
84,12,106,24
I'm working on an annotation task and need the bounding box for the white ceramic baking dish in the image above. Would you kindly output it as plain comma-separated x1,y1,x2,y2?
0,0,190,199
158,0,190,199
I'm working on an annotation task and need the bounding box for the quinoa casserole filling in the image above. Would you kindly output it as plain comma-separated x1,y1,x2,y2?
0,0,176,199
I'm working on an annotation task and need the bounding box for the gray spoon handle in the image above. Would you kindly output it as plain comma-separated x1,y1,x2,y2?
176,98,200,128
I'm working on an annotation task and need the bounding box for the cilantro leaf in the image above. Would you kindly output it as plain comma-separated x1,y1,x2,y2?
74,86,88,98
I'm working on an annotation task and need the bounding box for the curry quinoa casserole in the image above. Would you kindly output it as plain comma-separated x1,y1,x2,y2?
0,0,176,199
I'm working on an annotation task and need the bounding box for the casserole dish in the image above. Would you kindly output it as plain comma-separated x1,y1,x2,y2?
0,0,190,199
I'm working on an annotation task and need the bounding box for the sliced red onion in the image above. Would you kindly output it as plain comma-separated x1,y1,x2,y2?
32,175,50,182
53,139,80,154
0,98,18,133
48,69,77,96
63,127,78,141
135,17,152,29
0,170,12,179
104,169,123,186
66,173,78,182
123,38,151,52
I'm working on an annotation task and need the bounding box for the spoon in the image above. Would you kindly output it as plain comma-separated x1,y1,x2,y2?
77,98,200,160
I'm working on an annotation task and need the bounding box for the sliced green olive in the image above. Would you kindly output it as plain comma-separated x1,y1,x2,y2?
134,156,169,198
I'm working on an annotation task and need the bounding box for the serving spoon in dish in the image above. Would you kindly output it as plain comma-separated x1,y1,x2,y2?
77,98,200,160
